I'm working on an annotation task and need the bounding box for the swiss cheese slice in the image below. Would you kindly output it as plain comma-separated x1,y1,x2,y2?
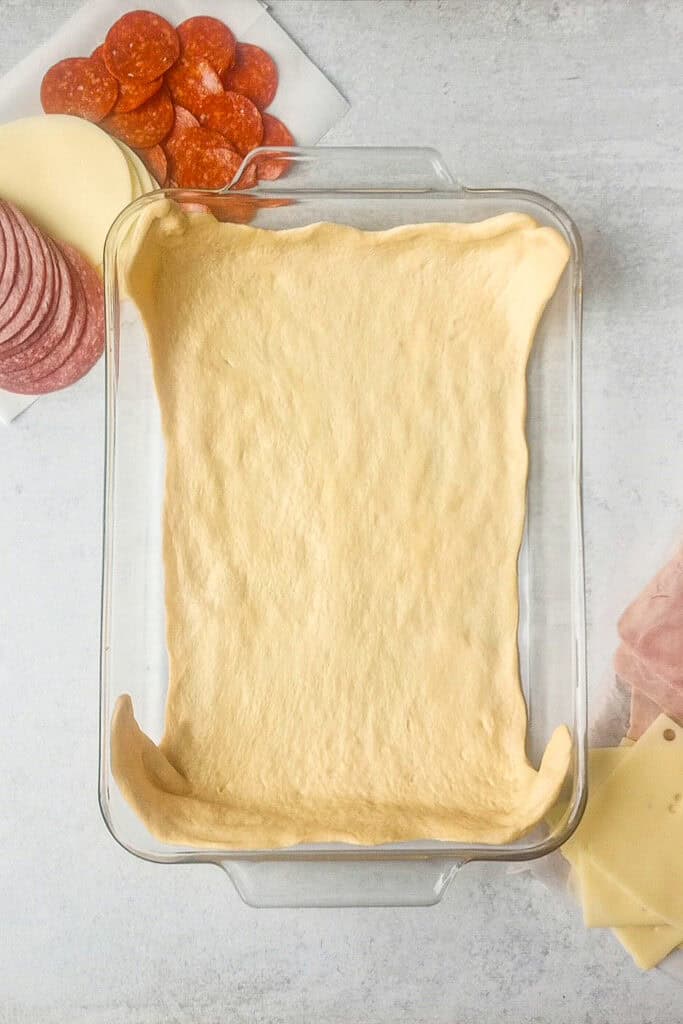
614,926,682,972
575,858,663,928
578,715,683,929
0,115,133,267
559,717,683,967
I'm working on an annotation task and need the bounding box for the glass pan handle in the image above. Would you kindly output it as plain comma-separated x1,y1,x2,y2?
232,146,459,192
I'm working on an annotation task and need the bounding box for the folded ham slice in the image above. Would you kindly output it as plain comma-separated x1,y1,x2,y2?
616,548,683,735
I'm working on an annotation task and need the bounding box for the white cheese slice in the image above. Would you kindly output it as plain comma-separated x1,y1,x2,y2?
0,114,133,267
614,925,682,972
579,715,683,929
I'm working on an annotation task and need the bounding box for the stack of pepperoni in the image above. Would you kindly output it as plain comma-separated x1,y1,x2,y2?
0,200,104,395
40,11,294,190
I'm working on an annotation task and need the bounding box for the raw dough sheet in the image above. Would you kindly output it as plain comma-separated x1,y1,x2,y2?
113,210,571,849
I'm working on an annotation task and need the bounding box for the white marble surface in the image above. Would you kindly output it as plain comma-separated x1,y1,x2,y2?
1,1,682,1021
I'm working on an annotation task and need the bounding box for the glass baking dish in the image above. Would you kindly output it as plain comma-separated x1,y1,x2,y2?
99,146,586,907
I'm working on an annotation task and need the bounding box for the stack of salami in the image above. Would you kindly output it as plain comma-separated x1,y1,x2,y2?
40,11,294,190
0,200,104,395
616,548,683,739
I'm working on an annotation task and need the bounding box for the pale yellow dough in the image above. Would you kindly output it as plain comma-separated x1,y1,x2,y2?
113,210,572,849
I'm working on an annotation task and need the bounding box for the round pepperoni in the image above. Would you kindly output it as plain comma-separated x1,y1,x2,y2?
163,106,200,174
198,91,263,155
177,17,236,76
231,162,257,191
211,196,256,224
170,105,199,132
255,113,295,181
165,57,223,118
221,43,278,110
103,87,174,149
113,74,163,114
135,145,167,186
40,57,118,122
165,122,233,185
171,127,242,190
104,11,180,83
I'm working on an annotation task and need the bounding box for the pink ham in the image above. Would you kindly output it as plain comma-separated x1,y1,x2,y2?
621,667,664,740
615,549,683,728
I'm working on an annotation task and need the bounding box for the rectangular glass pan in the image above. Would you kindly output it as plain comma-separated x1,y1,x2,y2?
100,147,586,907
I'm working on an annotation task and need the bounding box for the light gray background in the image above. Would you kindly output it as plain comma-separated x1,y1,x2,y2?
1,2,682,1022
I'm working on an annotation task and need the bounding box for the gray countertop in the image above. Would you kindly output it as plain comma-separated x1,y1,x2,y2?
1,2,682,1021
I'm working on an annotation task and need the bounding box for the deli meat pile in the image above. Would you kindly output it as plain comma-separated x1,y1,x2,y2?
41,11,294,189
617,548,683,739
0,200,104,395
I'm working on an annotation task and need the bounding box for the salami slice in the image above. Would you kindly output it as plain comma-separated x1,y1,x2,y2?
1,243,104,394
103,87,174,149
40,57,118,122
221,43,278,111
135,145,168,186
104,11,180,83
177,16,236,76
113,74,163,114
198,91,263,155
165,57,223,118
0,209,33,338
0,239,84,391
255,113,294,181
0,203,19,313
0,212,55,349
170,127,242,190
0,238,76,374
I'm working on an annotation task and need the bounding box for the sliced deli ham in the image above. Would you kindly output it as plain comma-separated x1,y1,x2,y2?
625,684,663,742
616,642,683,727
616,548,683,727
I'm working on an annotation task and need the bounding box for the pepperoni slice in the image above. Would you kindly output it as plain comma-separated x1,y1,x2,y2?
221,43,278,111
171,127,242,190
198,91,263,155
231,162,257,191
113,74,163,114
255,113,294,181
104,11,180,83
103,87,174,149
170,105,199,132
40,57,118,122
135,145,167,186
165,57,223,118
177,17,236,76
